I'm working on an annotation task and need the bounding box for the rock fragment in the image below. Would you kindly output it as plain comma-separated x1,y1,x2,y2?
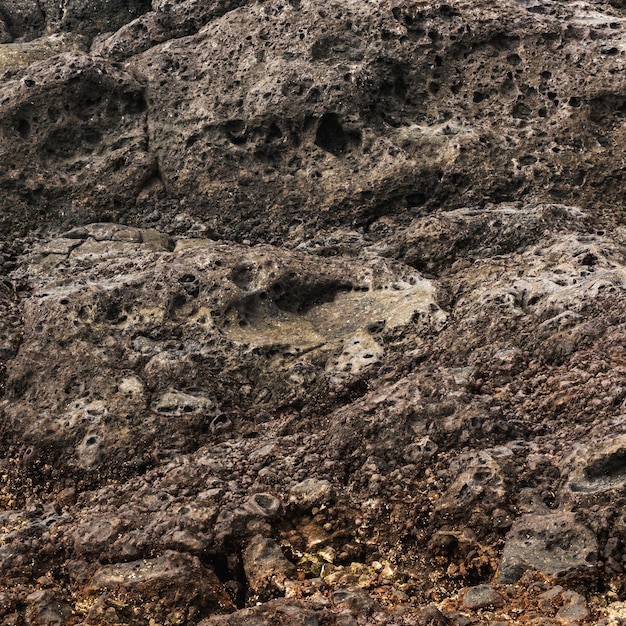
557,590,590,624
289,478,333,511
86,551,234,619
243,535,297,599
25,590,71,626
462,584,505,609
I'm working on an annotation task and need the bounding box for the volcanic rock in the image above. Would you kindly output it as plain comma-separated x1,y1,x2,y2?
1,0,626,624
498,513,598,584
462,584,505,609
243,535,297,599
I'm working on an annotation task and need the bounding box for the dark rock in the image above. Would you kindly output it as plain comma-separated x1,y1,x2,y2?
332,588,381,614
0,0,151,40
86,551,234,620
416,605,453,625
24,590,71,626
200,599,319,626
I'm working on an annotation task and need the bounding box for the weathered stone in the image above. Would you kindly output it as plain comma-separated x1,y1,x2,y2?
498,513,598,584
200,599,320,626
24,590,71,626
0,0,151,40
289,478,333,511
416,606,453,626
462,584,504,610
243,535,297,599
2,0,626,623
556,590,589,623
0,33,88,75
86,551,234,619
332,589,381,614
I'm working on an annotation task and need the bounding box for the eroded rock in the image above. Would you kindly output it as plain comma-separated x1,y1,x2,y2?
243,535,297,599
1,0,626,623
498,513,598,584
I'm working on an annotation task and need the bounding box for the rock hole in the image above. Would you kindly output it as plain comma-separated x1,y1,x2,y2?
272,279,352,314
185,134,200,149
314,113,361,156
585,448,626,481
473,469,493,483
367,320,386,333
171,294,187,310
179,274,200,297
105,302,122,321
247,492,281,516
407,192,426,207
266,122,283,141
122,91,148,114
211,414,233,433
224,120,247,145
519,155,537,166
16,119,30,139
580,253,597,266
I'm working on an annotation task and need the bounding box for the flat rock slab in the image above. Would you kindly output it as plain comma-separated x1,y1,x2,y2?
498,513,598,584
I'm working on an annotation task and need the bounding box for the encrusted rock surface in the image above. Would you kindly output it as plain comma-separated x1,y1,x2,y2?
2,0,626,624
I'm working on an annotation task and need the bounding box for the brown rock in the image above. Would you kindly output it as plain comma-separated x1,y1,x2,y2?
243,535,297,599
86,551,234,620
2,0,626,624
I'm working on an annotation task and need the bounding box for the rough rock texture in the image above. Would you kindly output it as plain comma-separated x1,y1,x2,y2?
2,0,626,625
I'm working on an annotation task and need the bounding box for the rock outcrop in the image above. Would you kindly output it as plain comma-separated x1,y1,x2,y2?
2,0,626,624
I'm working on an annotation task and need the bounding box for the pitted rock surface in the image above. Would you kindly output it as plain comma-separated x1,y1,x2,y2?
2,0,626,625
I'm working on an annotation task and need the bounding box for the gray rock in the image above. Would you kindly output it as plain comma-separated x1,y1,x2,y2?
557,590,589,623
462,584,504,610
498,513,598,584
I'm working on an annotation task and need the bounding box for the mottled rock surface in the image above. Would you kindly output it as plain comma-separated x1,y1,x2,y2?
1,0,626,624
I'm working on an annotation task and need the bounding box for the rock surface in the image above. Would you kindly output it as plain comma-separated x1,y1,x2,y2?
1,0,626,624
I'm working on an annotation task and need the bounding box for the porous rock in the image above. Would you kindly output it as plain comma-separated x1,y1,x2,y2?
2,0,626,624
498,513,598,584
